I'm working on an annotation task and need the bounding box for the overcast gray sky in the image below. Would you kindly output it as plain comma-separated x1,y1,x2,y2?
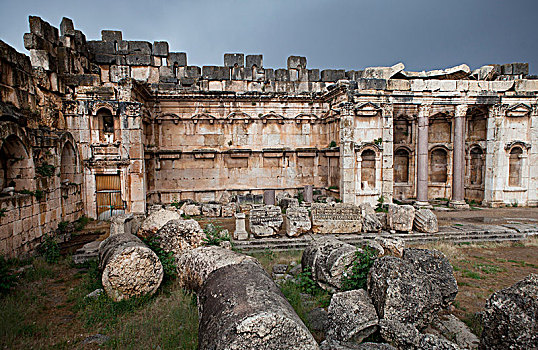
1,0,537,73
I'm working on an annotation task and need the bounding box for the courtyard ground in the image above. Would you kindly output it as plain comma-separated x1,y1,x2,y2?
0,207,537,348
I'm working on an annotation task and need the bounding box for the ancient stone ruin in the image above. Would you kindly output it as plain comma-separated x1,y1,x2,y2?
1,15,538,257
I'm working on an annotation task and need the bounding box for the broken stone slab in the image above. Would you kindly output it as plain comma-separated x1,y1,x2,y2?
246,54,263,68
202,203,221,217
321,340,397,350
374,237,405,258
152,41,169,57
480,273,538,350
362,62,405,80
326,289,379,343
248,205,283,237
404,64,471,80
285,206,311,237
180,202,201,216
224,53,244,67
153,219,205,260
72,240,101,264
138,208,182,237
402,248,458,309
387,204,415,232
287,56,307,69
413,208,439,233
302,237,360,291
311,203,362,234
368,255,443,329
196,256,319,350
425,313,479,350
359,203,382,233
379,319,461,350
109,213,135,235
221,202,237,217
99,233,163,302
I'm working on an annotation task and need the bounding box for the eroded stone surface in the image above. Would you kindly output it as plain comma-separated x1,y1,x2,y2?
480,273,538,350
154,219,205,259
327,289,379,343
138,209,182,237
387,204,415,232
414,208,439,233
285,206,311,237
311,203,362,234
249,205,283,237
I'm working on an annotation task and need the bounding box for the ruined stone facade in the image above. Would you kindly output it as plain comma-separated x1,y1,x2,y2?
1,16,537,256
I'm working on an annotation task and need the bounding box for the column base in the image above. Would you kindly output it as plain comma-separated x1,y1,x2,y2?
449,200,469,210
414,201,433,209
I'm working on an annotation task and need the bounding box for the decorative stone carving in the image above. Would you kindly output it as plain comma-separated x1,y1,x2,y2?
249,205,283,237
311,203,362,234
285,206,311,237
414,208,439,233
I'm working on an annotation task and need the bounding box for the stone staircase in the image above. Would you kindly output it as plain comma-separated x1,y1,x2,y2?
233,223,538,253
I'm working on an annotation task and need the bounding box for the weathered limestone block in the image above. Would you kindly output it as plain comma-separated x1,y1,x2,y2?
196,256,319,350
321,340,396,350
426,314,479,350
326,289,379,343
362,62,405,80
285,206,311,237
480,273,538,350
154,219,205,259
374,237,405,258
403,248,458,308
368,256,443,329
202,203,221,217
138,208,182,237
221,202,237,217
413,208,439,233
359,203,382,233
99,233,163,302
302,237,359,291
311,203,362,234
180,202,201,216
379,319,461,350
387,204,415,232
217,191,231,204
249,205,283,237
109,213,134,235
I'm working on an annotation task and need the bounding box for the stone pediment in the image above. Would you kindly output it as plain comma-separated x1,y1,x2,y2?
192,113,216,123
354,102,381,117
260,112,285,123
506,103,532,118
226,112,251,123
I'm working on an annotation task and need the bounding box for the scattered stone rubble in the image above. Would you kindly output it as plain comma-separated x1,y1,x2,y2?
248,205,283,237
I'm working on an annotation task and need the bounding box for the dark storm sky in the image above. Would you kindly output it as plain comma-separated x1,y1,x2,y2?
1,0,537,73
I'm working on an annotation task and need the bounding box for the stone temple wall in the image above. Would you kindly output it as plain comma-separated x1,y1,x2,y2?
1,15,538,256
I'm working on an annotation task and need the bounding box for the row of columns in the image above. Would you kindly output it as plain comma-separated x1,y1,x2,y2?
416,104,469,208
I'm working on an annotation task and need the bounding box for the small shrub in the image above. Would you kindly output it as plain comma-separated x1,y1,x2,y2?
341,246,378,291
37,233,60,264
374,137,383,145
375,195,387,213
33,190,44,200
36,162,55,177
329,140,337,148
57,221,70,234
74,215,91,231
328,185,338,190
0,208,6,218
142,236,177,282
0,256,16,294
203,223,230,246
171,198,182,209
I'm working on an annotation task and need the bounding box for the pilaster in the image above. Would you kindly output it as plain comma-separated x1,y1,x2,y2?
381,104,394,203
416,104,431,205
339,102,355,203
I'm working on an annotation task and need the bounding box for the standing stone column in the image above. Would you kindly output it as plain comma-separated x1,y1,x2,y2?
416,104,431,205
339,102,356,204
450,105,469,209
234,212,248,240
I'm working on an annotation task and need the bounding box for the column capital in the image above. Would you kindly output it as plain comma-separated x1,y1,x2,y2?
339,102,355,116
418,104,432,118
455,104,468,118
